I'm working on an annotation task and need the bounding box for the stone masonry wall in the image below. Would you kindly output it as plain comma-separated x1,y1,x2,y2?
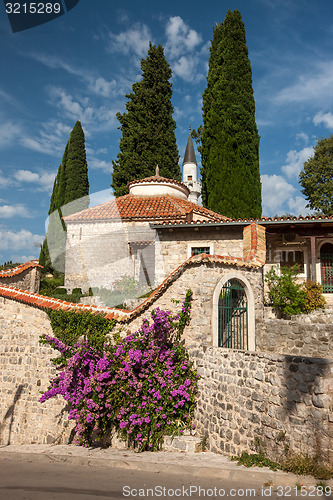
155,226,243,286
0,297,74,445
191,347,333,466
0,266,41,293
256,314,333,358
121,261,264,349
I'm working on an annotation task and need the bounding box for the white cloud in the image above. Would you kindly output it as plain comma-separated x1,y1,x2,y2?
0,204,33,218
30,52,126,98
296,132,309,144
274,61,333,106
313,111,333,129
0,170,15,188
0,229,43,251
14,170,56,192
107,23,152,58
281,147,314,179
0,121,21,148
50,88,95,124
49,88,119,130
287,195,309,216
88,158,113,174
89,77,118,98
172,55,204,82
261,174,295,215
164,16,204,83
21,120,72,156
165,16,202,58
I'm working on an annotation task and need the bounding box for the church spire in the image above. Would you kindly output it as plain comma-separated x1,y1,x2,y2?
182,123,201,204
183,124,197,166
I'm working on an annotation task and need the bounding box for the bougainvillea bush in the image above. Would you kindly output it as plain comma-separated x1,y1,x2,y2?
40,290,198,451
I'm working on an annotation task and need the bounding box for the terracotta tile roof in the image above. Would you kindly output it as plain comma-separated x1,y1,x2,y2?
0,218,264,324
63,194,230,223
152,213,333,227
0,260,42,279
0,285,130,321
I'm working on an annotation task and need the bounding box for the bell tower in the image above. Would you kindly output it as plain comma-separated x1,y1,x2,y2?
182,124,201,204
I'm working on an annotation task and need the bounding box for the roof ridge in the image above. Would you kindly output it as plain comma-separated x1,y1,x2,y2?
0,284,130,320
0,260,42,278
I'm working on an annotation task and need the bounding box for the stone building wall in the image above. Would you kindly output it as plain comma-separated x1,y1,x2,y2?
0,264,41,293
191,347,333,466
155,226,243,285
255,314,333,358
121,260,264,349
65,220,155,292
0,297,74,445
0,261,332,464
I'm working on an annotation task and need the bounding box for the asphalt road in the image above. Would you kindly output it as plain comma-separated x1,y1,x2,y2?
0,456,332,500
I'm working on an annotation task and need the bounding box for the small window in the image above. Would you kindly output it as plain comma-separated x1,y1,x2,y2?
191,247,211,256
188,175,192,181
280,250,304,273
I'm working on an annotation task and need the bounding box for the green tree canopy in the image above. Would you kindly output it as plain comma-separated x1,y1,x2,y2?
200,10,262,219
299,135,333,215
111,43,180,197
39,121,89,271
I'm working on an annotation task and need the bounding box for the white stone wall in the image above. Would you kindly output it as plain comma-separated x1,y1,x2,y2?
0,298,74,445
65,220,155,292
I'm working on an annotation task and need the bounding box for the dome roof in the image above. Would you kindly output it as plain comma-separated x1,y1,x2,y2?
127,165,190,199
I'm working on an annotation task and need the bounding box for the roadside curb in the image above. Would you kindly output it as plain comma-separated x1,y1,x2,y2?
0,445,332,488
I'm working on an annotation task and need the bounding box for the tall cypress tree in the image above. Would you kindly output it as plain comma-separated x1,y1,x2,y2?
200,10,262,219
111,43,180,197
39,121,89,271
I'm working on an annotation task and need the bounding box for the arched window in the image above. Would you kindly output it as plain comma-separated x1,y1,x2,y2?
213,271,255,350
218,279,248,349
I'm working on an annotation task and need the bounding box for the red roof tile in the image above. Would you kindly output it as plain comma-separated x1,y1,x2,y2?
63,194,230,223
0,285,131,320
0,260,42,279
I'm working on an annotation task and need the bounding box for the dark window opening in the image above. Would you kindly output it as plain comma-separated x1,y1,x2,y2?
191,247,211,256
280,250,304,273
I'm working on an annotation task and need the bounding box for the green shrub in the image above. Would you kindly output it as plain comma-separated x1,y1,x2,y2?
265,265,306,317
282,453,333,480
44,309,116,351
55,287,67,295
302,281,326,313
72,288,82,295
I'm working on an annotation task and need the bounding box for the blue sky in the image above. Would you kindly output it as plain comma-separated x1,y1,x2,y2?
1,0,333,264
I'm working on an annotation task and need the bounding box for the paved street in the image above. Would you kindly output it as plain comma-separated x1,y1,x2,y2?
1,457,331,500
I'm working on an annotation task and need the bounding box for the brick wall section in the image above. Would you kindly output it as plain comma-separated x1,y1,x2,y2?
256,315,333,358
0,262,42,293
243,222,266,264
190,347,333,466
0,297,75,445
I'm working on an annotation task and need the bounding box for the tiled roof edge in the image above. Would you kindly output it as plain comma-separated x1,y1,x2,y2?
0,260,43,279
121,252,263,322
0,248,263,324
0,285,130,321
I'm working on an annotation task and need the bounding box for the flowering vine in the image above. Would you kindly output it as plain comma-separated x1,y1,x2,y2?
40,290,197,451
